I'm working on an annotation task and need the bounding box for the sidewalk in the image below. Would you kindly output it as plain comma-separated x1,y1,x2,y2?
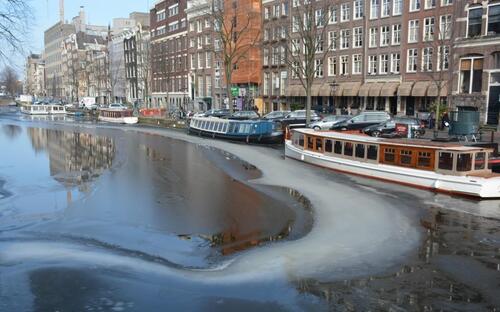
420,128,500,144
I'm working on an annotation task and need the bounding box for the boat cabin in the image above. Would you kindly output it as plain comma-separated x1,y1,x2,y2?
190,117,278,136
290,130,493,177
100,109,134,118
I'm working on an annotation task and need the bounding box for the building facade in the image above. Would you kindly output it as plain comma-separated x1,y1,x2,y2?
24,54,45,97
150,0,189,110
124,24,151,105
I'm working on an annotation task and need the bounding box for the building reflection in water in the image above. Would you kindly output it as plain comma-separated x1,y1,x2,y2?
26,128,115,190
1,124,22,140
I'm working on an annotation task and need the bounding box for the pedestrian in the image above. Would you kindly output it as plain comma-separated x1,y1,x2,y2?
442,112,450,129
428,111,435,129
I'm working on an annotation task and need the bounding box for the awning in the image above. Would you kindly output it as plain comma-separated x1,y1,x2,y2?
427,82,449,97
358,83,371,97
342,82,361,97
286,85,304,97
398,82,414,97
312,85,322,96
380,82,400,97
319,84,333,97
369,83,384,97
411,81,431,97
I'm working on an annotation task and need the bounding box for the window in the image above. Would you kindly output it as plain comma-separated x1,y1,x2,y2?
328,56,337,76
475,152,486,170
439,15,452,39
353,54,362,74
340,29,350,49
407,49,418,72
488,4,500,35
325,140,333,153
316,35,324,53
291,39,300,56
400,150,413,166
380,26,390,46
422,47,433,72
381,0,390,17
441,0,452,6
457,153,472,172
292,16,299,32
437,46,449,71
328,31,337,50
468,7,482,37
393,0,402,15
391,53,400,73
353,27,363,48
315,9,324,27
367,145,378,160
369,27,377,48
410,0,421,12
392,24,401,45
307,136,314,150
408,20,419,43
315,59,324,78
340,55,349,75
344,142,354,156
384,148,395,163
355,144,365,158
329,6,338,24
438,152,453,170
425,0,436,9
368,55,378,75
334,141,343,154
263,72,269,95
354,0,364,19
423,17,435,41
460,58,483,94
263,48,269,66
380,54,389,74
370,0,379,19
417,151,432,167
341,3,350,22
315,138,323,152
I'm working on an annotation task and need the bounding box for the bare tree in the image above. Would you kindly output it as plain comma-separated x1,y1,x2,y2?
272,0,332,125
1,65,19,95
0,0,31,64
204,0,261,113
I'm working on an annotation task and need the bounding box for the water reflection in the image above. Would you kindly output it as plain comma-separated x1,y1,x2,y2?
1,124,22,140
26,128,115,187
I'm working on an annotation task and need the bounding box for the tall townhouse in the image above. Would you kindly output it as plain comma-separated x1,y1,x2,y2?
150,0,189,110
451,0,500,125
124,24,151,105
262,0,290,112
186,0,217,110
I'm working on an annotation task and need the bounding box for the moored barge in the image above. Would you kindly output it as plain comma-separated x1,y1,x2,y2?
285,128,500,199
98,108,138,124
189,117,283,144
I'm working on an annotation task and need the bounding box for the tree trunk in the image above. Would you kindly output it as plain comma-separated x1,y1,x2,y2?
306,84,312,126
434,95,441,134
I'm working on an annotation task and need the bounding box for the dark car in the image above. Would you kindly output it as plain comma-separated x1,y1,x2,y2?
330,111,391,131
363,117,426,138
227,110,260,120
205,109,232,118
262,110,290,120
280,110,321,128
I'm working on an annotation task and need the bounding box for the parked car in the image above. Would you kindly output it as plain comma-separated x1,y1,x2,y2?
227,110,260,120
108,103,128,110
330,111,391,131
262,110,290,120
309,115,351,130
280,110,321,128
363,117,426,138
205,109,232,118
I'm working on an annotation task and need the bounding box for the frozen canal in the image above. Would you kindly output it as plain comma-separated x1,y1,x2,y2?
0,110,499,311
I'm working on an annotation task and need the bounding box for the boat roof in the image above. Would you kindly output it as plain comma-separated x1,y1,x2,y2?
192,116,271,123
293,128,491,152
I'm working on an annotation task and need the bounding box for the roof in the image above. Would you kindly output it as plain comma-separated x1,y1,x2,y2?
292,128,491,152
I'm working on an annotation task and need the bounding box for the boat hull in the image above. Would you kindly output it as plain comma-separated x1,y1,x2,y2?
285,140,500,199
188,127,283,144
98,116,138,124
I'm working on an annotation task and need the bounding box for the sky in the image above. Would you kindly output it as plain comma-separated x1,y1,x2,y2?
16,0,151,73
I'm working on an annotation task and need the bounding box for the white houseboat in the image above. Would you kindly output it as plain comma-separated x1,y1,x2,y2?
98,108,138,124
285,129,500,199
21,104,66,115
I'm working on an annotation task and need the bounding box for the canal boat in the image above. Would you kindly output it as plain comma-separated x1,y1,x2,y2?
285,128,500,198
188,116,283,144
21,104,49,115
98,108,138,124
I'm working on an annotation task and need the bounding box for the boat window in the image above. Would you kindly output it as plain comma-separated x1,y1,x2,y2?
367,145,378,160
400,150,413,166
355,144,365,159
307,136,314,149
344,142,353,156
438,152,454,170
334,141,343,154
384,148,396,163
208,121,214,130
488,152,494,169
417,151,432,168
228,123,235,133
325,140,333,153
315,138,323,152
475,152,485,170
222,123,228,133
217,122,224,132
201,121,207,129
298,134,304,147
456,153,472,172
240,124,251,133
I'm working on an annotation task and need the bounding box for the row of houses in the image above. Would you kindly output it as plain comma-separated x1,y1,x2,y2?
25,0,500,125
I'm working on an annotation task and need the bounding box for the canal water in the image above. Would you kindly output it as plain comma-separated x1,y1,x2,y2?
0,112,499,311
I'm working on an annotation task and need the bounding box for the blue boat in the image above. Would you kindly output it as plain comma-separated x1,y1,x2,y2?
188,117,283,144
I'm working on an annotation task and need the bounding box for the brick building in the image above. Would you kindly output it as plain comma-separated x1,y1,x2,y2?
451,0,500,125
150,0,189,110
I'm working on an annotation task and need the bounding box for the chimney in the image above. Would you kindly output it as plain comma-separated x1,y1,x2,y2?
59,0,64,23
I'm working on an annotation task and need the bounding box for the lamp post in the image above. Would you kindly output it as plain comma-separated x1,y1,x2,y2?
329,81,339,114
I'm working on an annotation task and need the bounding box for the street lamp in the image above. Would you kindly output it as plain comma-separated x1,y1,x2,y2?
329,81,339,114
